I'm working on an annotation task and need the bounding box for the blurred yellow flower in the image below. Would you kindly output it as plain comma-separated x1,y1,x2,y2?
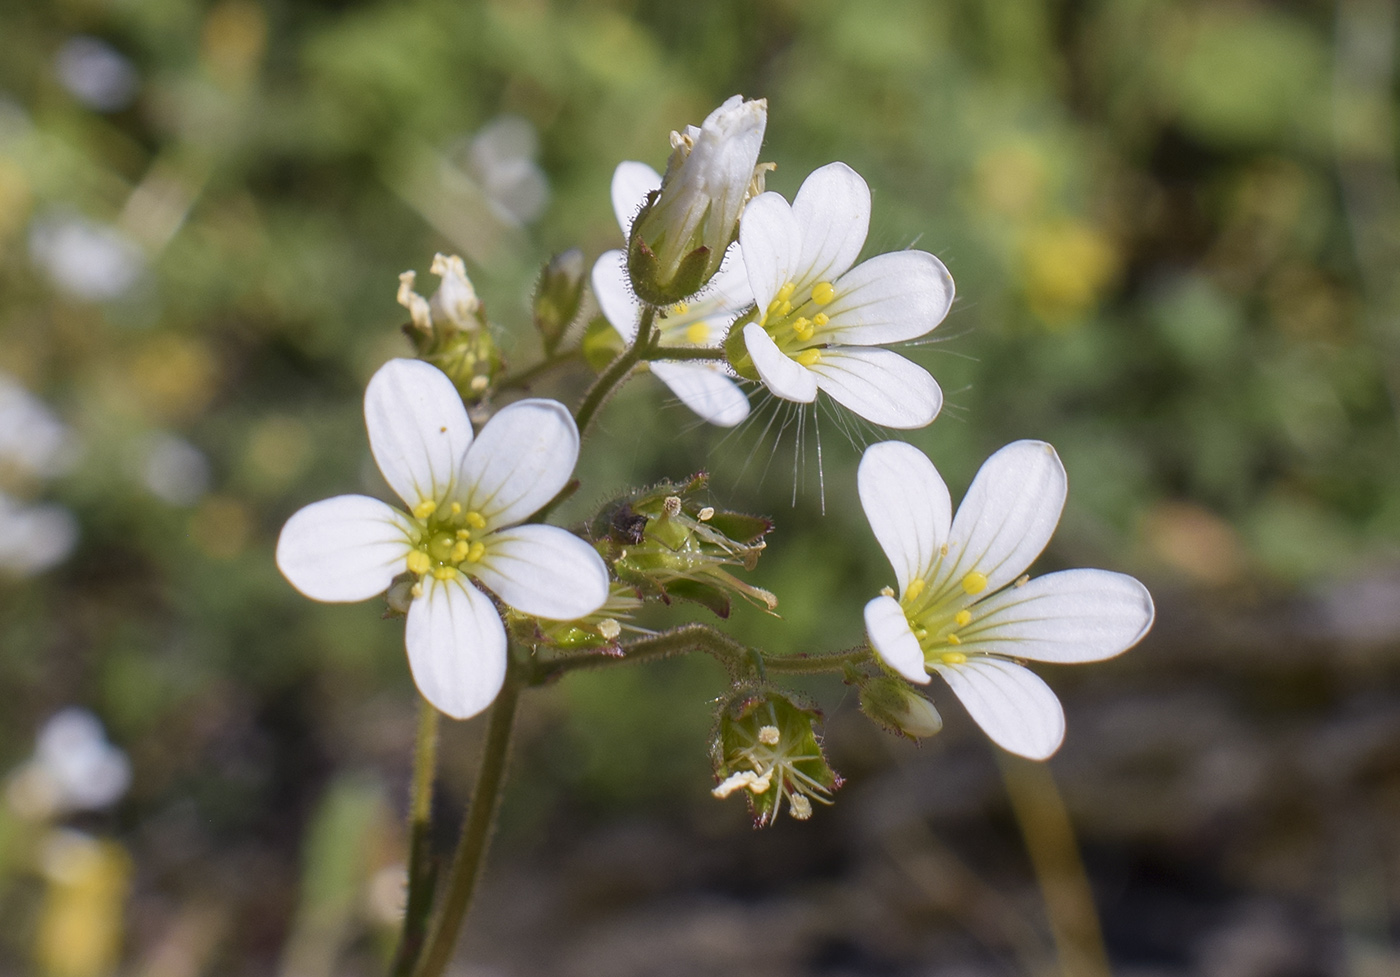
973,143,1046,219
128,335,218,423
1019,219,1120,328
36,831,131,977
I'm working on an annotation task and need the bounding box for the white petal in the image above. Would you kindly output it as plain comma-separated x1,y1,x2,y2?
820,250,955,346
962,569,1155,663
276,495,415,602
591,250,640,342
738,191,800,312
650,361,750,426
405,576,507,719
460,398,579,528
932,658,1065,759
744,323,817,403
473,525,609,619
864,595,930,684
790,162,870,285
931,440,1067,599
858,441,950,593
365,359,473,509
809,347,942,428
611,160,662,238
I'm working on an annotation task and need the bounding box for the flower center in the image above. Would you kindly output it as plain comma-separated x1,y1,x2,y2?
405,501,489,582
900,571,989,663
758,280,836,356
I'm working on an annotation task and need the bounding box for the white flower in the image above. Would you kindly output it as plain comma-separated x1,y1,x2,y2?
627,95,768,303
6,708,131,819
859,440,1154,759
462,115,550,226
0,371,80,480
0,492,78,578
590,162,752,427
736,163,954,429
398,253,481,336
28,211,145,303
276,359,610,719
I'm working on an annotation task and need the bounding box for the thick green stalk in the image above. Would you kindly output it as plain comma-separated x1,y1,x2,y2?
410,673,522,977
391,700,441,977
573,305,656,435
641,345,728,362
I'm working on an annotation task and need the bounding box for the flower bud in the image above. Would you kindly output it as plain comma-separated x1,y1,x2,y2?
858,677,944,740
533,248,586,354
711,687,841,828
627,95,769,306
396,254,501,402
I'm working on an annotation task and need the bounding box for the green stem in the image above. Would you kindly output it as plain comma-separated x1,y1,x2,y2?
762,646,873,674
410,672,522,977
391,700,441,977
573,306,657,435
642,345,727,362
496,348,583,392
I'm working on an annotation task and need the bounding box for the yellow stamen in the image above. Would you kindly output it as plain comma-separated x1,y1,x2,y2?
465,511,486,529
779,299,792,316
456,528,472,540
961,571,988,595
406,551,431,575
792,316,813,341
672,301,689,315
776,282,796,301
796,348,822,367
432,566,457,580
685,322,710,344
946,633,962,646
955,609,972,627
766,298,784,318
466,541,486,563
450,540,471,563
412,500,437,520
904,578,925,601
811,281,835,305
450,502,462,515
942,651,967,665
812,312,829,327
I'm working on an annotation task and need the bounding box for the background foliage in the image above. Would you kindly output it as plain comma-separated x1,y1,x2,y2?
2,0,1400,974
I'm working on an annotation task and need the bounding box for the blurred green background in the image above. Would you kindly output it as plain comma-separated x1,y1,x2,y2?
3,0,1400,974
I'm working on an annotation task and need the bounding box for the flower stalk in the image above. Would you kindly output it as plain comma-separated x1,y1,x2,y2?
391,700,441,977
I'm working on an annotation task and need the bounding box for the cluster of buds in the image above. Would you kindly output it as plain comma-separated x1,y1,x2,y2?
711,688,841,827
397,253,502,403
591,474,776,619
626,95,770,305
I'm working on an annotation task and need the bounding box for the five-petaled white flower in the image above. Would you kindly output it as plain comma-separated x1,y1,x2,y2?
736,162,954,429
859,439,1154,759
590,161,752,427
276,359,610,719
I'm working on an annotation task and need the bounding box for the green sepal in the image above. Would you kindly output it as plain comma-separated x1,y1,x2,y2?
723,306,761,381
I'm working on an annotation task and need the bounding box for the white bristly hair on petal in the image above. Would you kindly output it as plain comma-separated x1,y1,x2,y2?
276,359,610,719
858,439,1154,759
588,160,752,428
737,163,954,430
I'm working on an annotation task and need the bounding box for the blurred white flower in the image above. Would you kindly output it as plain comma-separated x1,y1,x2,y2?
29,211,145,302
0,492,78,578
137,432,211,506
0,371,79,480
460,115,549,226
736,163,954,429
6,708,131,819
860,440,1154,759
276,359,609,719
54,36,139,113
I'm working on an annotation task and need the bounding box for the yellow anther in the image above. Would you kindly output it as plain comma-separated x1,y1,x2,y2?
432,566,457,580
961,571,988,595
685,322,710,344
410,582,423,598
789,795,813,820
796,349,822,367
913,627,928,640
412,500,438,520
450,540,470,563
406,551,431,575
811,281,836,305
955,609,972,627
1015,574,1030,588
792,316,813,341
456,528,472,539
766,297,785,318
904,578,925,601
812,312,829,327
697,507,715,521
779,299,793,316
880,585,895,597
946,633,962,646
776,282,796,301
466,541,486,563
672,301,689,315
450,502,462,515
465,511,486,529
942,651,967,665
758,725,781,746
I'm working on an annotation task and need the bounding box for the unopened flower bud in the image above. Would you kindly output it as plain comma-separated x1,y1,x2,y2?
533,248,586,353
858,677,944,740
395,255,501,401
627,95,768,305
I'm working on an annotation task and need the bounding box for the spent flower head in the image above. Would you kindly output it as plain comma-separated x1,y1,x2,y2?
277,358,609,719
727,163,954,429
712,688,841,827
397,255,500,401
859,440,1154,759
626,95,769,305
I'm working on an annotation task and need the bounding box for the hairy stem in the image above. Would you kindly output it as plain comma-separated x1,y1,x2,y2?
641,345,728,362
410,672,521,977
496,348,584,392
391,700,441,977
573,305,656,435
